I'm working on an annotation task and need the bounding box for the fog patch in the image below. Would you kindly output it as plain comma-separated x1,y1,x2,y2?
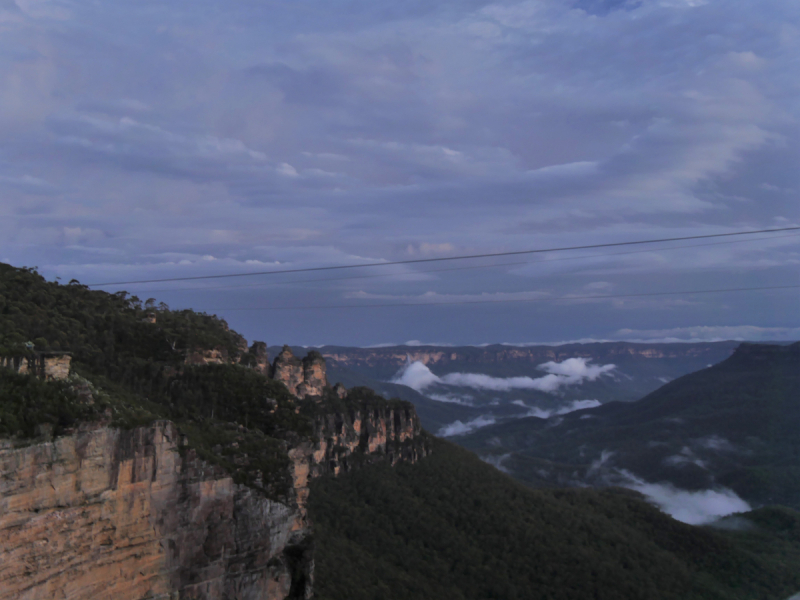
587,450,615,476
482,453,511,474
427,393,473,405
437,415,496,437
696,435,736,453
663,446,707,469
514,399,602,419
619,470,751,525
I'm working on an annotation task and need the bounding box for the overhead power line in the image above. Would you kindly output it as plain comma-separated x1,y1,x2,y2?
205,283,800,312
86,226,800,287
106,232,800,295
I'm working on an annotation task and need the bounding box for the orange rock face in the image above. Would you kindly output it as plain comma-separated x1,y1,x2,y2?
272,348,328,398
0,392,428,599
0,422,311,600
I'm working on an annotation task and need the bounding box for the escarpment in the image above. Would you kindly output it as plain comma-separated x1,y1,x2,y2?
0,376,429,600
0,263,430,600
0,421,313,600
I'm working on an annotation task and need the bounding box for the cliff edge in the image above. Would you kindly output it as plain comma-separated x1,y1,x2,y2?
0,390,430,600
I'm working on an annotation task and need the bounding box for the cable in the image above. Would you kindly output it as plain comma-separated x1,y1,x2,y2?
203,283,800,312
108,232,800,295
86,226,800,287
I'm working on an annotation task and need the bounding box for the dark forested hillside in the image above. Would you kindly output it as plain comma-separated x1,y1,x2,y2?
459,342,800,508
310,439,800,600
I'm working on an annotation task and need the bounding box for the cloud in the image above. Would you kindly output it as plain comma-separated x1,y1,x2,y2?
391,357,615,394
695,435,737,453
437,415,496,437
612,325,800,343
663,446,707,469
427,393,473,405
390,360,441,391
440,358,615,392
619,471,751,525
517,399,602,419
482,452,511,473
1,0,798,348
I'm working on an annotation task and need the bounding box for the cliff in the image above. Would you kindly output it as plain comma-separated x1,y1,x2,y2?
319,341,739,370
0,393,429,600
0,263,430,599
272,347,328,398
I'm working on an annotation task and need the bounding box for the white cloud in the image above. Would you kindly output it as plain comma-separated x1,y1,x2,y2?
613,325,800,343
517,399,602,419
619,470,751,525
437,415,496,437
695,435,736,452
663,446,707,469
426,393,473,405
390,360,441,391
391,357,615,394
440,358,614,392
482,453,511,473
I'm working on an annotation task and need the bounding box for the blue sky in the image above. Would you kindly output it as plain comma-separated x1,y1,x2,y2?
1,0,798,346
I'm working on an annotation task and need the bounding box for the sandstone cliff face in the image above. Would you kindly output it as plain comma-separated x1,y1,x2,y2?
0,421,312,600
185,348,228,366
321,341,738,369
272,347,305,396
247,342,270,376
272,348,327,398
0,401,428,600
1,353,71,381
310,400,428,477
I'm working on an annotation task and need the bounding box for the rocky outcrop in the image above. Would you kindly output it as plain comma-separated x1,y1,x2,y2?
288,395,429,522
272,346,305,396
0,352,71,381
272,348,327,398
185,348,227,365
297,352,327,398
248,341,270,376
309,395,429,478
0,421,312,600
0,397,428,600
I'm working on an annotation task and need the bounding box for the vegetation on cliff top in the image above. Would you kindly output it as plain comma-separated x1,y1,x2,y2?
0,262,424,499
310,439,800,600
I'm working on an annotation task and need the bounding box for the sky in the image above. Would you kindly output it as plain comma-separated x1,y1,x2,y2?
1,0,799,346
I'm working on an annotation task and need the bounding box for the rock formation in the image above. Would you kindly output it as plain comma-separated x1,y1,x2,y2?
332,383,347,399
0,400,429,600
0,421,312,599
0,352,71,381
185,348,227,365
272,347,327,398
248,341,270,375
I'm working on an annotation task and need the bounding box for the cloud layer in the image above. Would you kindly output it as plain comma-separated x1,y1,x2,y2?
619,471,751,525
391,358,615,393
1,0,798,345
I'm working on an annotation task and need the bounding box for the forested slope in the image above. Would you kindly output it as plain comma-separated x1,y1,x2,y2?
310,439,800,600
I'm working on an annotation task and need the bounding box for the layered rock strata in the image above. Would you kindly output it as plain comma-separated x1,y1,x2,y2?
0,399,428,600
0,353,71,381
272,348,327,398
0,421,312,600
